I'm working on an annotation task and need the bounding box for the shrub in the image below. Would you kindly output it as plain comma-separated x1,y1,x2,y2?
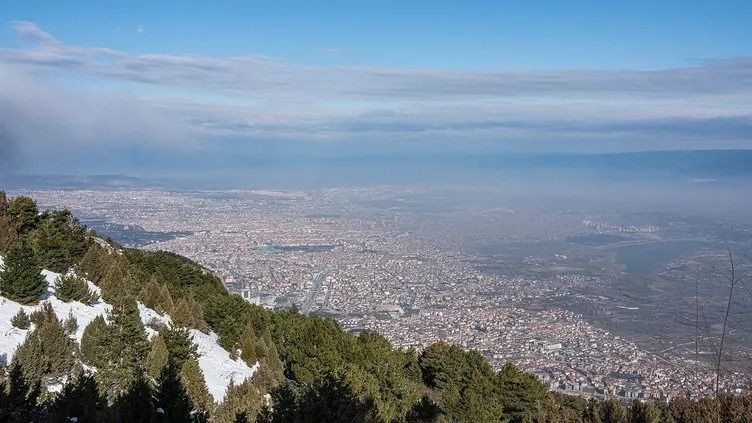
11,308,31,329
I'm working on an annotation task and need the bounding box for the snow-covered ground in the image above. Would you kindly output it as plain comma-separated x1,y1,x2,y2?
0,256,257,402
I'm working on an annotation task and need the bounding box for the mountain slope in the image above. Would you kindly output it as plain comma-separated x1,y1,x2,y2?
0,256,257,402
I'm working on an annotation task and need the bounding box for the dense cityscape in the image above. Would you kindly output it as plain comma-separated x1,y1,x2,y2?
20,188,752,402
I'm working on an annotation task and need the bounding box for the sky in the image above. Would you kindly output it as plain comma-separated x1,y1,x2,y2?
0,1,751,181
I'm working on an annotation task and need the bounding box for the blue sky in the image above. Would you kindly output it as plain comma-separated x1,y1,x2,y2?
3,0,751,69
0,1,751,178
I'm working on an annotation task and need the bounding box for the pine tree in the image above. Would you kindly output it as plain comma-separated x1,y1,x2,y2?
153,364,194,423
109,371,156,422
28,209,89,273
53,273,90,302
172,296,209,332
7,196,38,234
47,371,108,423
0,190,7,212
80,315,112,368
0,241,47,304
213,379,264,423
64,310,78,335
76,243,112,285
139,276,174,315
0,365,42,423
100,260,134,306
180,357,213,414
160,283,175,313
239,323,259,364
147,334,169,380
11,307,77,386
99,297,150,398
28,301,56,326
631,400,662,423
161,326,199,368
0,213,19,254
10,308,30,329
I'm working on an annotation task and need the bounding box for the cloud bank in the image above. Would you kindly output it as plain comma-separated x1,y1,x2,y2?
0,21,750,175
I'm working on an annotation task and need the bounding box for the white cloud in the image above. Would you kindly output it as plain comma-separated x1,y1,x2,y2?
0,20,750,162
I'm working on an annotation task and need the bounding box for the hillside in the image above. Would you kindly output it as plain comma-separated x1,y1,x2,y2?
1,189,751,422
0,257,257,401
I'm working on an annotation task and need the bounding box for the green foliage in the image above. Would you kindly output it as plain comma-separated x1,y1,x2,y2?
46,372,108,423
0,241,47,304
28,209,90,273
271,310,352,385
153,364,195,423
146,334,170,380
75,242,112,285
631,400,663,423
7,196,38,234
172,295,210,332
53,273,97,304
599,399,629,423
11,306,77,386
10,308,30,329
108,371,155,422
0,365,42,423
63,310,78,335
100,260,134,306
419,342,505,422
80,315,111,368
496,362,548,421
98,297,150,398
180,357,213,414
214,379,265,423
139,275,175,315
0,191,7,213
0,213,19,254
28,301,56,326
160,326,199,369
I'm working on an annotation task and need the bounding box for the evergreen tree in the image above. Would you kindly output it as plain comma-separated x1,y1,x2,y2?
7,196,38,234
160,284,176,314
631,400,662,423
64,310,79,335
147,334,170,380
0,365,42,423
600,399,629,423
53,273,92,302
28,301,56,326
76,243,112,285
80,315,112,368
0,213,19,253
161,326,199,369
100,260,134,306
239,323,260,364
47,372,108,423
109,371,156,422
0,241,47,304
153,364,194,423
11,307,76,386
10,308,30,329
180,357,213,414
29,210,89,273
139,276,174,315
0,190,7,212
496,362,548,421
213,379,264,423
99,297,150,398
172,296,209,332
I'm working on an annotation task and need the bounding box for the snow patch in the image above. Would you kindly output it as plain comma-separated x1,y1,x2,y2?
0,256,258,401
191,329,259,401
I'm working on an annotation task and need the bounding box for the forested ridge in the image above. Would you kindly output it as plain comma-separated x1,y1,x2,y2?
0,189,750,423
